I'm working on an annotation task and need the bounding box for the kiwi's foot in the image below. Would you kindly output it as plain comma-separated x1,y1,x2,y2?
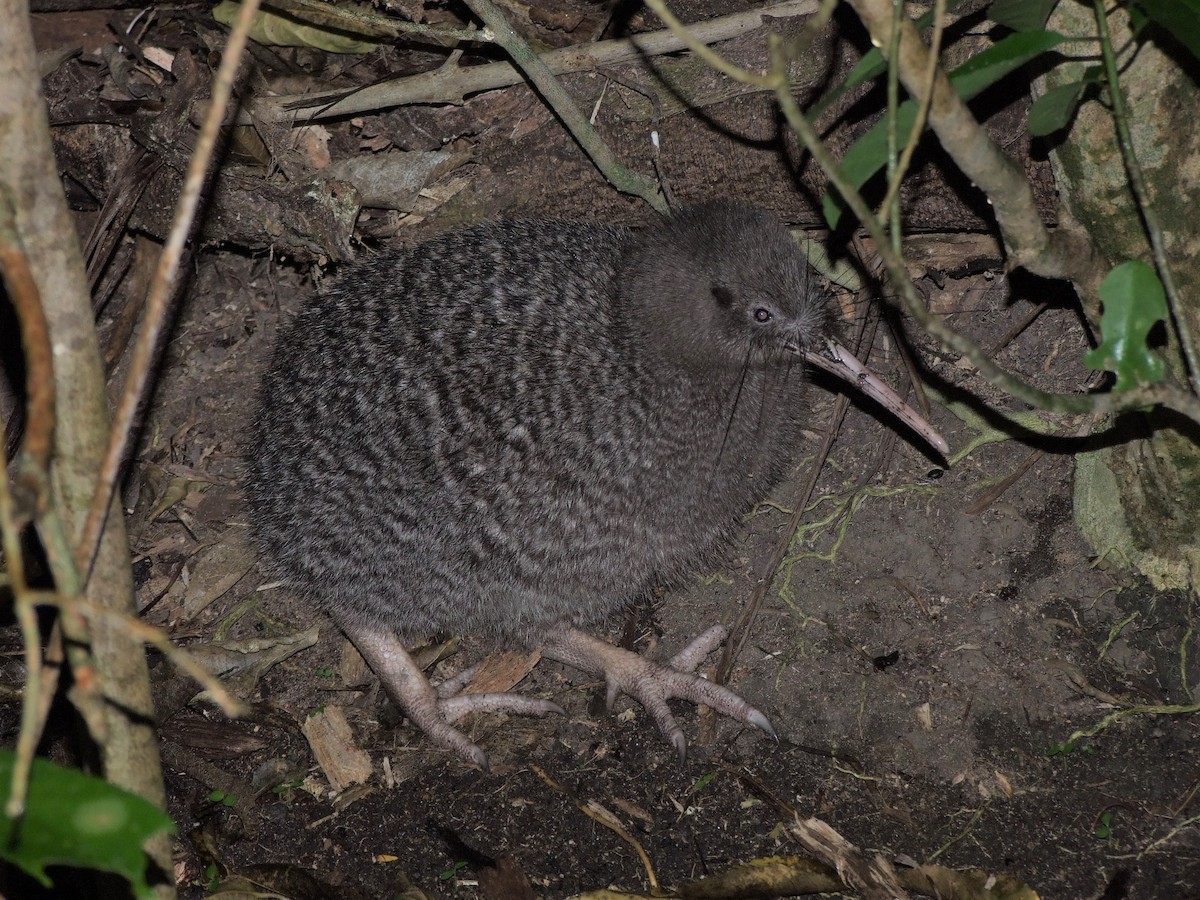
541,623,775,761
343,621,563,769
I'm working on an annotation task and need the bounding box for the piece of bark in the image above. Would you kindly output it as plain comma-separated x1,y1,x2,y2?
301,705,374,792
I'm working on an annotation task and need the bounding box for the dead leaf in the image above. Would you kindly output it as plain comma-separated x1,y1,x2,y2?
181,532,256,620
464,649,541,694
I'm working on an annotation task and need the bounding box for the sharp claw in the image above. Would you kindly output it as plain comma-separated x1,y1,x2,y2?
671,730,687,765
543,625,774,760
748,709,778,741
605,678,621,712
465,742,490,771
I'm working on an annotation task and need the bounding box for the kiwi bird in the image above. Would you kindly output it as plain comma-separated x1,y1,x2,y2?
247,202,947,767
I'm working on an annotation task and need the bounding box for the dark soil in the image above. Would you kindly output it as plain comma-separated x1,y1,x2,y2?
6,2,1200,898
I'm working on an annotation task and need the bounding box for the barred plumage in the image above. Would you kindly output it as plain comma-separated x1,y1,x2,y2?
246,202,829,763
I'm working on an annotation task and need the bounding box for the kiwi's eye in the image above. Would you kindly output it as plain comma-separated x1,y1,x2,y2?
712,285,734,307
754,307,772,323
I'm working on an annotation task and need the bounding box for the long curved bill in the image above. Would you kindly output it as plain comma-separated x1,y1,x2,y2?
803,339,950,457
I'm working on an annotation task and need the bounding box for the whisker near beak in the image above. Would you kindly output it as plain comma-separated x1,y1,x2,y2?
803,339,950,457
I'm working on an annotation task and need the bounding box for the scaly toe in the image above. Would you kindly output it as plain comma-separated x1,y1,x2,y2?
440,693,564,722
543,624,775,756
671,729,688,764
669,624,729,672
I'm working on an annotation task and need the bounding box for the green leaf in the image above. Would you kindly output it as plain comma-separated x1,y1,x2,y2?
1082,261,1168,390
1134,0,1200,62
824,30,1067,226
988,0,1059,32
0,750,176,899
822,105,918,226
1027,80,1087,135
440,860,468,881
946,29,1068,99
1028,65,1105,135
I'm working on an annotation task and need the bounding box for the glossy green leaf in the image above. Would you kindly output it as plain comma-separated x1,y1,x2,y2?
945,29,1068,99
1082,261,1168,390
822,105,918,226
824,30,1067,226
1027,80,1087,135
988,0,1059,32
1134,0,1200,62
0,750,176,899
1027,65,1103,135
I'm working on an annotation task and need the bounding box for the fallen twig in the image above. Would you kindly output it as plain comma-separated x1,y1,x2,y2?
459,0,665,209
249,0,818,123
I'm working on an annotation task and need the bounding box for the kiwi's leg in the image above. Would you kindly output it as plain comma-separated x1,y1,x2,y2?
344,621,562,769
541,623,776,762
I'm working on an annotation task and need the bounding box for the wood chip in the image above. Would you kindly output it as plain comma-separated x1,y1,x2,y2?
302,705,373,792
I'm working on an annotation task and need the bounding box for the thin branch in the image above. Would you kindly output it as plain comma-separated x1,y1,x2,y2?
0,425,46,818
767,36,1200,424
844,0,1107,323
27,592,248,720
885,0,902,246
0,210,54,484
715,310,871,690
878,0,946,219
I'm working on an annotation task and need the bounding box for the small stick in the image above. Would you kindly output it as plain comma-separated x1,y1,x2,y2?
459,0,665,210
965,448,1045,516
988,300,1050,357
